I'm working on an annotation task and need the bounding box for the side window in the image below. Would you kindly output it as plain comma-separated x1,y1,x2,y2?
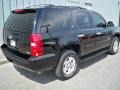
75,12,91,30
41,10,70,32
91,12,106,28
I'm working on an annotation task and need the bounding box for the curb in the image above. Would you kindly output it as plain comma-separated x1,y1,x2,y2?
0,59,9,65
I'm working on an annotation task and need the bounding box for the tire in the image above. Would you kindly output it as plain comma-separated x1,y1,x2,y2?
109,37,119,55
54,50,80,80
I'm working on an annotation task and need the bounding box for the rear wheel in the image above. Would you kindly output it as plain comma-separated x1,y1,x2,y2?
54,50,80,80
109,37,119,55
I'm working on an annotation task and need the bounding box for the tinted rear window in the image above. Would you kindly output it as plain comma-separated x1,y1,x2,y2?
4,12,36,33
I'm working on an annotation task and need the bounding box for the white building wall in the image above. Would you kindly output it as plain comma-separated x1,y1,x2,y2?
91,0,119,26
0,0,119,27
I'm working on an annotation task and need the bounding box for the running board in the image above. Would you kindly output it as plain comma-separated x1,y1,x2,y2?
80,50,108,62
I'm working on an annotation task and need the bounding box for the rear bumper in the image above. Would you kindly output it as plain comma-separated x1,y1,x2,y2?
1,44,58,72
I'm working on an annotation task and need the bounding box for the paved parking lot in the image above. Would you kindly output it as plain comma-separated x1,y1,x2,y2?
0,52,120,90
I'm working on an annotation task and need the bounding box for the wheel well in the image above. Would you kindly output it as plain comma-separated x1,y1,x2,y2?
114,34,120,40
60,44,80,54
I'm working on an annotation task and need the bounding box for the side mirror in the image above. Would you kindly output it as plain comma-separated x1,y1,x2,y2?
107,21,114,27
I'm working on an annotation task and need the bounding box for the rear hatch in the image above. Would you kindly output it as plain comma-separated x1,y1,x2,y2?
3,9,37,55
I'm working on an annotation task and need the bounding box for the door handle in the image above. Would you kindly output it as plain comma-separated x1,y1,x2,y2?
96,32,102,35
77,34,85,37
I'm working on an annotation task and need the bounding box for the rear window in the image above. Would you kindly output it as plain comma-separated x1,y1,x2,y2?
4,11,36,33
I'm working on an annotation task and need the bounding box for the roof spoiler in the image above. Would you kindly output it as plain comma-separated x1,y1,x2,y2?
12,9,36,14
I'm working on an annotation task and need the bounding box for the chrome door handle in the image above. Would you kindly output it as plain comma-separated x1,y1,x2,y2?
77,34,85,37
96,32,102,35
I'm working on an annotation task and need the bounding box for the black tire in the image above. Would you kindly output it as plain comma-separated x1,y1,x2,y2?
109,37,119,55
54,50,80,80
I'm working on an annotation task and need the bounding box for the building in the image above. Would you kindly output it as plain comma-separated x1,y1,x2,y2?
0,0,120,27
0,0,120,44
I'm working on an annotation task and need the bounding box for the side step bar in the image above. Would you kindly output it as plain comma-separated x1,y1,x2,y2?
80,49,108,62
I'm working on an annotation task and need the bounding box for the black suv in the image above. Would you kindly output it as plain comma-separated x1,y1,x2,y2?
1,5,120,80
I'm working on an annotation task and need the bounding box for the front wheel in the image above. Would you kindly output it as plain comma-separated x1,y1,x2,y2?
109,37,119,55
54,50,80,80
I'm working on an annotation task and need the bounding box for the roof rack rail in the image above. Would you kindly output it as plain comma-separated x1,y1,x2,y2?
26,4,86,10
45,5,86,9
26,4,55,8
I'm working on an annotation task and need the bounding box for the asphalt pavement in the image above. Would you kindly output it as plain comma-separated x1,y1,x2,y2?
0,51,120,90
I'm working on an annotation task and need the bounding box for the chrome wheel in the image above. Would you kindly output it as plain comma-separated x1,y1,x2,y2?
113,40,119,52
62,55,77,76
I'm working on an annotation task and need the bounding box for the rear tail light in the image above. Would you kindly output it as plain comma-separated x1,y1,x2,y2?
30,34,43,57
